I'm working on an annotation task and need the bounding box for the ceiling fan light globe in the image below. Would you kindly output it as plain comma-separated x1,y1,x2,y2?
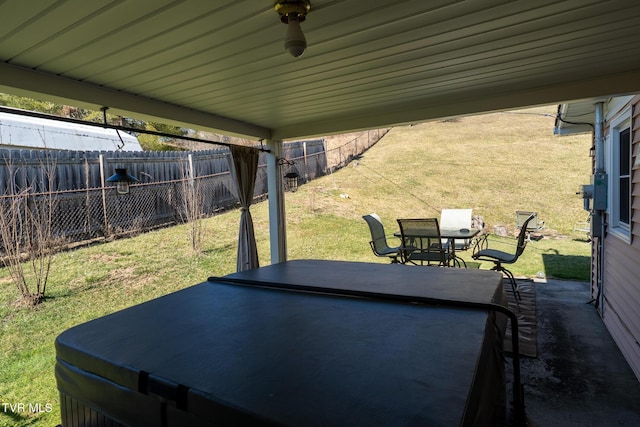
284,18,306,57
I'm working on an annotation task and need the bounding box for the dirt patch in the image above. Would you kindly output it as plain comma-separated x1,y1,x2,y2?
109,266,137,280
88,253,119,263
10,292,45,308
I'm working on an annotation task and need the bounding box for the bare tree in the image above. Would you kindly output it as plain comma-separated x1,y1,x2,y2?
0,151,62,305
177,154,205,251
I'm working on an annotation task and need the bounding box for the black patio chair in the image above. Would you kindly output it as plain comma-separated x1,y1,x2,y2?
516,210,545,241
472,213,536,301
397,218,451,266
362,213,401,263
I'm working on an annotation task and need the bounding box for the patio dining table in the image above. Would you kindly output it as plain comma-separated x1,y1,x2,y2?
394,227,482,266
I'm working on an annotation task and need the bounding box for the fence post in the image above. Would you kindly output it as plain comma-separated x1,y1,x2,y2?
188,153,195,181
303,141,308,181
99,154,109,235
188,152,195,213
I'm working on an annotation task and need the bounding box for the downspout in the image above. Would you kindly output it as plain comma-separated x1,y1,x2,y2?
593,102,606,312
266,139,287,264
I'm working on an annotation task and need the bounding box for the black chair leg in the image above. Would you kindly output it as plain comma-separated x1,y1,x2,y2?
490,263,521,307
501,267,521,302
456,256,467,268
449,256,466,268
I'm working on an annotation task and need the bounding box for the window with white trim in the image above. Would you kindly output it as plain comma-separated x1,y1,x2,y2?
608,108,632,241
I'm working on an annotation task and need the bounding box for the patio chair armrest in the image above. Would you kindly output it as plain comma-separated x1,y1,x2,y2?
471,232,489,257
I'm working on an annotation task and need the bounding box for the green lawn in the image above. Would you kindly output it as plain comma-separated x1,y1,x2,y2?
0,106,592,426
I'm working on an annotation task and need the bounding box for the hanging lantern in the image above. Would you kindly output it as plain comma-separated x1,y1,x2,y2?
284,171,300,192
106,168,139,195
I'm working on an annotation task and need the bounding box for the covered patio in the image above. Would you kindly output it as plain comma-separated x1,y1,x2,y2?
2,1,640,426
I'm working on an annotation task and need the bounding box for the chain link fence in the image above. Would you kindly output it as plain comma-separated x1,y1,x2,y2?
325,128,388,171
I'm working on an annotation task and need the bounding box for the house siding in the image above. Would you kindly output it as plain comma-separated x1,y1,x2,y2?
601,95,640,381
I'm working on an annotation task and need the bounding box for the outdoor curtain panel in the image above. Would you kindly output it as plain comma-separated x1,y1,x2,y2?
228,145,260,272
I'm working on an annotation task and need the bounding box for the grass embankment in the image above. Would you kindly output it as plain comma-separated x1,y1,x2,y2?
0,106,592,426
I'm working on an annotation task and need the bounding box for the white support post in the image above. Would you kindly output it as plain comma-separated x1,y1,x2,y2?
266,139,287,264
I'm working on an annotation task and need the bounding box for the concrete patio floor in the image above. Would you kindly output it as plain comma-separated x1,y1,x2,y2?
506,278,640,426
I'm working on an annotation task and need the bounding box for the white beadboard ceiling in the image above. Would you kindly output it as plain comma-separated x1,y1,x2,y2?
1,0,640,140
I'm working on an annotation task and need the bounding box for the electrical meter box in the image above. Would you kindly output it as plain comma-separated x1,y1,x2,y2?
578,173,607,211
578,184,594,211
592,172,607,211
